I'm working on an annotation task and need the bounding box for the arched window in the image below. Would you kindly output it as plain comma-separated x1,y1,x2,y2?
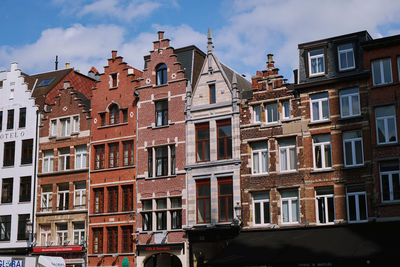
156,63,167,85
109,104,120,125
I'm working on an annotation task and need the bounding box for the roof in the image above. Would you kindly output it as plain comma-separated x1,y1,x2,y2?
298,30,372,48
221,63,251,92
208,222,400,266
25,68,72,97
361,33,400,50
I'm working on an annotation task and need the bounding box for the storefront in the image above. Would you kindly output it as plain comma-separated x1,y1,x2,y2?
136,243,185,267
33,246,85,267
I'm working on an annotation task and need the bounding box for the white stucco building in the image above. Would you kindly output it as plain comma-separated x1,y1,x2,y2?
0,63,38,255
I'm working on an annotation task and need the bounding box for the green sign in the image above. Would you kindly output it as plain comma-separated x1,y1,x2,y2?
122,257,129,267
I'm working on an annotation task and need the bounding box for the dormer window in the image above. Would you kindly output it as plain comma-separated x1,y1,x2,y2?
156,64,167,85
309,49,325,76
338,44,355,71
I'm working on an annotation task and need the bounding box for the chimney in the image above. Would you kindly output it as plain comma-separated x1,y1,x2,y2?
293,69,298,84
65,62,70,69
55,55,59,70
266,54,274,69
112,50,117,59
158,31,164,40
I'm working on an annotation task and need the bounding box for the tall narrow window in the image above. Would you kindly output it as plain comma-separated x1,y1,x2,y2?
148,148,153,177
196,123,210,162
209,83,216,104
310,92,329,122
252,192,270,225
93,228,103,254
58,148,71,171
93,188,104,213
279,138,297,172
315,187,335,224
171,197,182,229
19,176,31,202
94,145,105,169
343,131,364,167
21,139,33,165
108,143,119,168
281,190,299,224
251,142,268,174
41,185,53,212
73,116,79,132
60,118,71,137
17,214,30,240
309,49,325,76
346,185,368,223
57,183,69,211
51,120,57,136
74,181,86,209
56,224,68,245
156,198,167,230
123,141,134,166
1,178,13,203
3,141,15,166
107,227,118,253
155,100,168,126
43,150,54,173
171,145,176,175
142,199,153,231
122,226,133,252
100,113,106,126
282,101,290,120
111,73,118,88
196,180,211,223
156,146,168,177
7,109,14,130
122,109,128,123
217,120,232,160
372,58,392,85
39,225,51,246
108,186,118,212
75,146,87,169
73,222,85,245
375,105,397,145
218,178,233,222
265,103,278,124
19,107,26,128
109,104,120,125
380,160,400,202
156,63,167,85
338,44,355,71
313,135,332,170
340,88,360,118
122,185,133,211
253,105,261,123
0,111,3,131
0,216,11,241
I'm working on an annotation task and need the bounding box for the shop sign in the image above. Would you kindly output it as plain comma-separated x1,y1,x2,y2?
137,243,184,254
0,257,24,267
33,246,82,253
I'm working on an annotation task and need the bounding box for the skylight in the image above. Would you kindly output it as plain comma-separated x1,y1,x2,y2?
38,78,55,87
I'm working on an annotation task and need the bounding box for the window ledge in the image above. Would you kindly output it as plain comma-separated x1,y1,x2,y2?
378,201,400,206
308,73,326,78
98,122,128,129
20,163,33,167
38,168,89,177
56,136,71,141
91,165,135,173
308,119,331,126
375,142,399,148
371,82,398,89
71,132,79,136
337,115,363,121
153,83,169,88
310,168,334,174
342,165,365,170
149,124,173,130
250,173,270,177
146,174,177,180
338,67,356,72
278,170,298,174
260,122,282,129
109,86,118,90
281,117,300,123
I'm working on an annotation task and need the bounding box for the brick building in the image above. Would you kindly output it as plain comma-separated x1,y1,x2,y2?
362,34,400,220
185,29,251,266
135,31,204,267
88,51,142,266
29,67,96,266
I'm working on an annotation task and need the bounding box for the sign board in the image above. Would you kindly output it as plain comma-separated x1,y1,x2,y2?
0,257,24,267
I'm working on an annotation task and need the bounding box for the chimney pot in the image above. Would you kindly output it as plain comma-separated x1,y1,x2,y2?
112,50,117,59
267,54,274,63
65,62,70,69
158,31,165,40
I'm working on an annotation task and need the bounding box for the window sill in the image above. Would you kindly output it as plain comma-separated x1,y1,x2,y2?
149,123,173,130
146,174,177,180
308,119,331,126
308,73,325,78
250,173,269,177
378,200,400,206
153,83,169,88
20,163,33,167
38,168,89,177
2,165,15,168
91,165,135,173
55,136,71,141
109,86,118,90
278,170,298,174
337,115,363,121
371,82,398,89
375,142,399,147
260,122,281,128
98,122,128,129
310,168,334,174
338,66,356,72
342,164,365,170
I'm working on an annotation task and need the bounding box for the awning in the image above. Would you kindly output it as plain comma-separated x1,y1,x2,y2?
38,256,66,267
208,221,400,266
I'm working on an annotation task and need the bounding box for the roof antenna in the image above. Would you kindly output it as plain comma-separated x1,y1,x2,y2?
55,55,59,70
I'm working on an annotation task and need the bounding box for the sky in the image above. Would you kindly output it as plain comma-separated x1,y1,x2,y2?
1,0,400,82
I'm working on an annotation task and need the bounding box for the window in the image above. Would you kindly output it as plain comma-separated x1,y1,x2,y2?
253,105,261,123
7,109,14,130
40,225,51,246
156,63,167,85
279,139,297,172
43,150,54,173
372,58,392,85
1,178,13,203
100,113,106,126
38,78,54,87
122,185,133,211
340,88,360,118
282,101,290,120
109,104,120,125
93,188,104,213
17,214,30,240
50,120,57,136
155,100,168,126
148,145,176,178
281,190,299,224
19,176,31,202
122,226,133,252
56,224,68,245
123,141,134,166
217,120,232,160
196,180,211,224
313,135,332,169
375,105,397,144
75,146,87,169
111,73,118,88
58,148,70,171
346,185,368,223
73,222,85,245
148,148,153,177
107,227,118,253
3,141,15,166
41,185,52,212
108,143,119,168
209,83,216,104
196,123,210,162
170,146,176,176
94,145,105,169
108,186,118,212
252,192,270,226
0,216,11,241
171,197,182,229
343,131,364,167
218,178,233,222
0,111,2,131
380,160,400,202
122,109,128,123
156,146,168,176
251,142,268,175
74,181,86,209
60,118,71,137
310,92,329,122
142,199,153,231
19,107,26,128
309,49,325,75
57,183,69,211
93,228,103,254
156,198,167,230
21,139,33,164
398,57,400,82
338,44,355,71
315,187,335,224
265,103,278,124
73,116,79,132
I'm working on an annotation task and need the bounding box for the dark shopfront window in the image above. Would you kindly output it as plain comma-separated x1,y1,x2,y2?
144,253,182,267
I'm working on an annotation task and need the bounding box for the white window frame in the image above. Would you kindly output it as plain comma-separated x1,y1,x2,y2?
375,106,397,145
312,135,332,170
73,222,85,245
315,193,335,224
42,150,54,173
308,49,325,76
279,141,297,172
338,43,355,71
60,118,71,137
73,116,79,133
40,225,51,246
75,146,87,169
372,58,392,86
56,225,68,246
282,100,290,120
57,188,69,210
74,182,86,209
339,88,361,118
343,131,364,167
51,120,57,136
310,93,330,122
58,149,70,171
281,193,299,224
253,105,261,123
252,192,270,226
346,191,368,223
251,143,268,175
41,191,52,212
380,169,400,202
265,103,278,124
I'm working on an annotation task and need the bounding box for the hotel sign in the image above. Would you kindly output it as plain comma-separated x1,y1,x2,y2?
0,131,25,140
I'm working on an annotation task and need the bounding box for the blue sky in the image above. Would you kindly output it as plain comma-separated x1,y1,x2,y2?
1,0,400,82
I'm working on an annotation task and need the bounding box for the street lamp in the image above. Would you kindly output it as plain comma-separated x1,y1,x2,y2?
231,202,242,228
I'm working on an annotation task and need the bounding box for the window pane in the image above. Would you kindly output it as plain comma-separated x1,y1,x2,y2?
263,202,270,223
348,195,356,221
355,140,363,165
289,147,296,170
359,194,367,220
312,102,319,121
253,152,259,174
340,53,347,69
322,100,329,119
381,174,390,201
219,183,233,195
345,141,353,166
377,119,386,143
197,184,210,197
318,198,325,223
315,145,322,168
372,61,382,85
347,52,354,68
219,198,226,221
324,144,332,167
280,149,287,171
341,97,350,117
311,58,317,74
254,203,261,224
387,118,397,142
262,151,268,172
291,200,298,222
318,57,324,73
327,197,335,222
351,95,360,115
393,174,400,200
282,200,289,222
254,106,261,122
383,59,392,83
